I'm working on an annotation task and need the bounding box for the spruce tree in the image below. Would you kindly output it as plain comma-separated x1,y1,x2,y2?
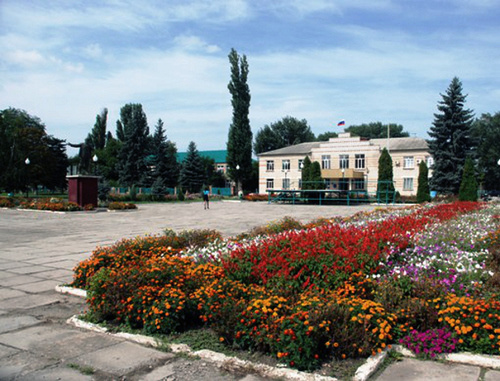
116,104,150,187
427,77,474,194
151,119,179,191
377,148,395,203
416,160,431,203
459,156,478,201
179,141,205,193
226,48,252,192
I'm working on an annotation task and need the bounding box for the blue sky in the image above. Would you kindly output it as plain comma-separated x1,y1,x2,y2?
1,0,500,156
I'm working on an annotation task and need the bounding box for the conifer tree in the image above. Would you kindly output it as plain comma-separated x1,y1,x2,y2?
116,103,150,186
226,48,252,192
301,156,312,190
416,160,431,203
151,119,179,192
377,148,395,203
428,77,474,194
459,156,478,201
179,141,205,193
309,161,324,203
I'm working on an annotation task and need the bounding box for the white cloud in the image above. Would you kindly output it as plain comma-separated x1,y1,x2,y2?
84,43,103,59
173,35,221,53
5,50,45,66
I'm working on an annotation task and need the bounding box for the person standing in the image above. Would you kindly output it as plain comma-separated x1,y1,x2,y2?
203,187,210,209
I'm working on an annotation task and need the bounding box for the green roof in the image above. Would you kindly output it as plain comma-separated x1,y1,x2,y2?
177,150,227,163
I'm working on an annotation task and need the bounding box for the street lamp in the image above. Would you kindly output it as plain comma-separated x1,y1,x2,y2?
25,157,30,197
92,154,98,175
235,164,241,196
282,169,289,189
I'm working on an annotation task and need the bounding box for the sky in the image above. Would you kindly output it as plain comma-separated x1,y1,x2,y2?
1,0,500,156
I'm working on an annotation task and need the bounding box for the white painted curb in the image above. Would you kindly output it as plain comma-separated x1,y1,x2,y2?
55,285,87,298
66,314,337,381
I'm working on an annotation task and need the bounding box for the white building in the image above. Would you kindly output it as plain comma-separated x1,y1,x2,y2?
258,132,432,197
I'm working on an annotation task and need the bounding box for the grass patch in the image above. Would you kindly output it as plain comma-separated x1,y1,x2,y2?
67,363,95,375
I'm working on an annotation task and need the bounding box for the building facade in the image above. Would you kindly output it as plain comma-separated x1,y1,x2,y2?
258,132,432,197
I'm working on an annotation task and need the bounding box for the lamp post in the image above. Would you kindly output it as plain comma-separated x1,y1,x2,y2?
341,167,345,191
282,169,289,189
92,154,98,175
25,157,30,197
235,164,240,196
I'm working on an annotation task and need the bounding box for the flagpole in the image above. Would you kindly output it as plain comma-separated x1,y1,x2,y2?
387,124,390,153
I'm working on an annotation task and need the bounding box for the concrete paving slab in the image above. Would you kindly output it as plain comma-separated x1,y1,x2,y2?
0,274,44,287
73,341,173,376
0,315,42,334
485,369,500,381
11,279,60,293
0,262,34,270
43,333,120,360
0,350,60,380
0,293,61,310
17,366,94,381
0,270,18,280
140,362,176,381
0,287,27,300
375,358,481,381
7,265,54,275
0,343,19,359
0,324,82,351
29,268,74,280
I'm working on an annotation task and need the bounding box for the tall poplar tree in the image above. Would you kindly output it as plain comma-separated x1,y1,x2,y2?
226,48,252,192
427,77,474,194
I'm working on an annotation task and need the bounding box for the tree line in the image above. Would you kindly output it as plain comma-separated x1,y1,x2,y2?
2,47,499,197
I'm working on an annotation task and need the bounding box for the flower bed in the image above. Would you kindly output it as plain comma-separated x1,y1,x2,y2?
107,201,137,210
71,201,500,371
20,199,82,211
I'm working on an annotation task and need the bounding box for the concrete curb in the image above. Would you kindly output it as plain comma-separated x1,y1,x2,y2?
55,285,87,298
66,314,337,381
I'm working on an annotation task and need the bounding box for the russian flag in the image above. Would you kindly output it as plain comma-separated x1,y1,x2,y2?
337,120,345,126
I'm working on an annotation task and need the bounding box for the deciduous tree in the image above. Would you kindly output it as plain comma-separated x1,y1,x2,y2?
226,48,252,192
254,116,315,154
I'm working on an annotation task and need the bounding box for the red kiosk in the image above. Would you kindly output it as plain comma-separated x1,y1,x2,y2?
67,175,99,207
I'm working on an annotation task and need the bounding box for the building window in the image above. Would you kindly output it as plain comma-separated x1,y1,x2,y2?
353,179,365,190
404,156,414,169
298,159,304,171
355,154,365,169
282,159,290,171
339,154,349,169
403,178,414,191
217,164,225,172
321,155,330,169
282,178,290,189
266,160,274,171
266,178,274,189
426,156,434,168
